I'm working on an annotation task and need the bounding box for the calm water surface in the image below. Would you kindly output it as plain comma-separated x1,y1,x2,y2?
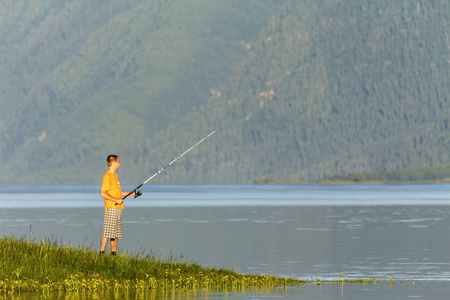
1,185,450,299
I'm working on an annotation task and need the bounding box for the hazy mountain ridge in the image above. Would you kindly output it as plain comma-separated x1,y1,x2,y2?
1,0,450,185
0,0,142,163
0,0,284,185
203,0,450,182
148,0,450,184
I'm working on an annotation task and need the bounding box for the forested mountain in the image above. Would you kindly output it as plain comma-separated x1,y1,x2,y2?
0,0,284,185
200,0,450,183
1,0,450,185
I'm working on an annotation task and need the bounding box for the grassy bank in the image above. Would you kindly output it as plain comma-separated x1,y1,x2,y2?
0,236,377,294
0,236,300,293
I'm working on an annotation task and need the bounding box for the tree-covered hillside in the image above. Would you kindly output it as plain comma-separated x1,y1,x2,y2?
224,0,450,181
143,0,450,184
0,0,284,185
1,0,450,185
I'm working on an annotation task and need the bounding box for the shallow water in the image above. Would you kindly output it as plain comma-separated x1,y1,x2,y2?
1,185,450,299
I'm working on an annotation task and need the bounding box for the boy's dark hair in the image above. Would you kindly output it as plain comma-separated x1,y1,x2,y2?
107,155,119,166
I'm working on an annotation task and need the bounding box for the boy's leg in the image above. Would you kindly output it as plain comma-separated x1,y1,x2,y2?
110,209,122,254
110,238,118,252
101,209,113,253
100,237,108,252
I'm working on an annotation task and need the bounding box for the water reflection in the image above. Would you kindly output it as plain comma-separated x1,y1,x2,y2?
7,285,317,300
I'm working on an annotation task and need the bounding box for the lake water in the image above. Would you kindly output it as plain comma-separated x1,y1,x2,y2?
1,185,450,299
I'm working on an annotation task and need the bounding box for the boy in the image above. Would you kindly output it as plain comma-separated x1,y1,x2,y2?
99,154,134,255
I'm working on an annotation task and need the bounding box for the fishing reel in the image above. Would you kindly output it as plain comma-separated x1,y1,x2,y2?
134,190,143,198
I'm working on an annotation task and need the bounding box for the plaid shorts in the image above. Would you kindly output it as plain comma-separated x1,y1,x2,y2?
102,208,123,239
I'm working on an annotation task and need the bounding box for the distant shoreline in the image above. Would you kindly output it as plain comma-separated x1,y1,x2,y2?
246,179,450,185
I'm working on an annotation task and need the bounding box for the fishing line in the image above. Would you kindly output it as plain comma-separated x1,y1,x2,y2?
119,130,216,202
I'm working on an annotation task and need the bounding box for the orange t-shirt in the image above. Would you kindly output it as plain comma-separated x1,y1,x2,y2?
101,171,123,209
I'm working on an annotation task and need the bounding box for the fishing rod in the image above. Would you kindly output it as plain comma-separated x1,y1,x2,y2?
119,130,216,202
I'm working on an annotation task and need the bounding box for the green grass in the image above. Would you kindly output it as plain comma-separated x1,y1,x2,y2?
0,236,379,294
0,236,304,293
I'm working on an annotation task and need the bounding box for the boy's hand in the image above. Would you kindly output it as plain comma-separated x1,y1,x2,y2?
116,198,123,205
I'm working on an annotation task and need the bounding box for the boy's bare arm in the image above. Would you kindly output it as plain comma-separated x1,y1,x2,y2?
121,191,135,197
100,191,123,204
